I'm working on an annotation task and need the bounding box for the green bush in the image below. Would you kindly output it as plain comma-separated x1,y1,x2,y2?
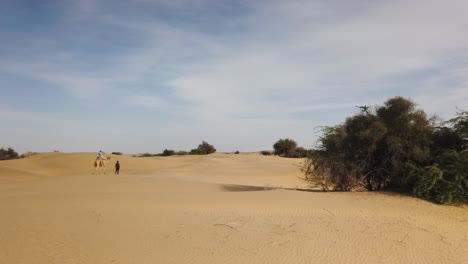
177,151,188,155
260,150,272,155
448,110,468,150
162,149,176,156
303,97,433,192
190,148,202,155
405,151,467,204
136,153,161,157
0,147,19,160
112,152,123,155
293,147,310,158
273,138,298,157
406,163,443,200
303,97,467,204
191,141,216,155
433,150,467,203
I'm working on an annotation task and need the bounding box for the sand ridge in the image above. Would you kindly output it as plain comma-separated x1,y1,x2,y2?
0,153,467,264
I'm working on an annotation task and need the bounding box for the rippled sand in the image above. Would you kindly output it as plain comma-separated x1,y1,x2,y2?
0,152,467,264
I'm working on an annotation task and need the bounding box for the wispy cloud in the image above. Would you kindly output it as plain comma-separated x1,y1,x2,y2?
123,95,170,109
1,0,467,153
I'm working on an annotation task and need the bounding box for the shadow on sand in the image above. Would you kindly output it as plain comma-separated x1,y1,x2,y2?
221,184,324,193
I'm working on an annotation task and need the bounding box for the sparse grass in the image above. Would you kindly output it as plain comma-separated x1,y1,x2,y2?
20,152,40,158
134,153,162,157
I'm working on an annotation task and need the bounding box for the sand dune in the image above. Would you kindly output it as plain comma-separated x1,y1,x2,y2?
0,153,467,264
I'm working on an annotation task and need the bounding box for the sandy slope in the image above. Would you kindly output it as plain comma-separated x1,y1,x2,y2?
0,153,467,264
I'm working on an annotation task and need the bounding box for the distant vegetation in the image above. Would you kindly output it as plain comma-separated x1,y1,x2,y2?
273,138,310,158
0,147,19,160
4,100,465,205
0,148,40,160
162,149,176,156
301,96,467,204
190,141,216,155
20,151,40,158
134,141,217,157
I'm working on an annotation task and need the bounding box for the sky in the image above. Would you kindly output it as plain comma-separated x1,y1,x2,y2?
1,0,468,154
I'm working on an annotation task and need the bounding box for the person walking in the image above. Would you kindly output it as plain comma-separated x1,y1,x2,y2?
115,161,120,175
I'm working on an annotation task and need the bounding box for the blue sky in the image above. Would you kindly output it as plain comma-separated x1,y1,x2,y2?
1,0,467,154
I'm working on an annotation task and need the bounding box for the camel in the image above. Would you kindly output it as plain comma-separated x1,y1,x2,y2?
93,159,106,175
93,157,110,175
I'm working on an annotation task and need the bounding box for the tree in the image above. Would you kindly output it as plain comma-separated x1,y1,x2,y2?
303,97,433,191
0,147,19,160
302,97,467,203
191,141,216,155
273,138,298,157
374,97,433,188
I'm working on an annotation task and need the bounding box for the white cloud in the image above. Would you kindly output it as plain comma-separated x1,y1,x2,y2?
162,0,468,123
2,0,468,152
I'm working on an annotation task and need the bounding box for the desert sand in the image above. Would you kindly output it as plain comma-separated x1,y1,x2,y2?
0,152,467,264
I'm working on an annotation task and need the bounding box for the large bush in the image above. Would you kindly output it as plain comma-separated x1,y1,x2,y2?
304,97,433,191
303,97,467,203
0,147,19,160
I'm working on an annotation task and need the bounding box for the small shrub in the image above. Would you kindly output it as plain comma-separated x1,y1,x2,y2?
112,152,123,155
190,148,202,155
137,153,161,157
235,151,240,154
260,150,272,156
162,149,176,156
177,151,188,155
20,151,40,158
